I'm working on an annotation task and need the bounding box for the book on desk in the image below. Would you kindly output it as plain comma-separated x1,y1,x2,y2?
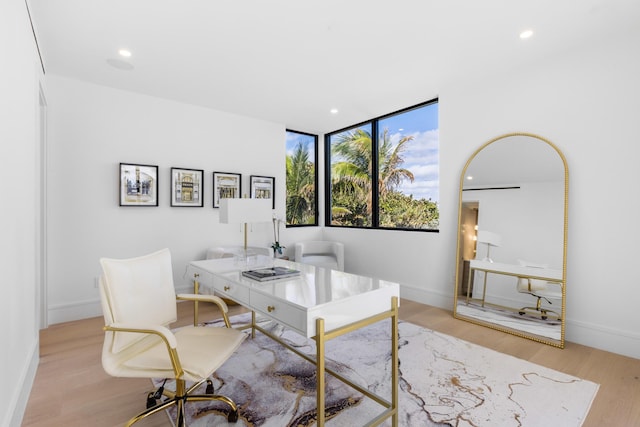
242,266,301,282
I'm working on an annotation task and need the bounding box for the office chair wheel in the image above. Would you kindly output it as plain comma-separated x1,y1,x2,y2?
227,410,239,422
146,392,157,409
541,315,548,320
205,379,214,394
519,311,525,316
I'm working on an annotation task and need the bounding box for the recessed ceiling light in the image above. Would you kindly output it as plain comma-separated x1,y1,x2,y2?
519,30,533,39
330,108,339,114
118,49,132,57
466,176,473,181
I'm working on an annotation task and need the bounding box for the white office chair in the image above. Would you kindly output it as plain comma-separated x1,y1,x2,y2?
99,248,246,426
294,241,344,271
516,259,563,320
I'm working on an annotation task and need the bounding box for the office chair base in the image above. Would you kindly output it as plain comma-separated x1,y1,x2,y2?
518,297,561,321
127,378,238,427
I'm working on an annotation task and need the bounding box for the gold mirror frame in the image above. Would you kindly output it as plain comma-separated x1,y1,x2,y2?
453,132,568,348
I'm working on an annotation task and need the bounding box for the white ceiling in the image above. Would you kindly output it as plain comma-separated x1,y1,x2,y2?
28,0,640,134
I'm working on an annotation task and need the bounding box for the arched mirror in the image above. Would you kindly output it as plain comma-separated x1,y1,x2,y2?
453,133,568,348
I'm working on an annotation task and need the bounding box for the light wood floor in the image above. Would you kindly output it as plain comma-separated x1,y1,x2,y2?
22,299,640,426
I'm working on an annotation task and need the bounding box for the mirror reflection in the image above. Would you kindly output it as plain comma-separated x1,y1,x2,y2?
453,133,568,348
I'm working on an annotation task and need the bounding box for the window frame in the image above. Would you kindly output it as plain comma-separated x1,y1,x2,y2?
324,98,439,232
285,129,319,227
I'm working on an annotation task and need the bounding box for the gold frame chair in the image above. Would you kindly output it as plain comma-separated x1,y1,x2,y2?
99,248,246,426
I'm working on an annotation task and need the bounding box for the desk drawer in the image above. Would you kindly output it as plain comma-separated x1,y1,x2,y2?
250,291,306,334
213,276,250,304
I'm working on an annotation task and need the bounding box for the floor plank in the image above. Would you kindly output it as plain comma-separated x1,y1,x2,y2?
22,299,640,426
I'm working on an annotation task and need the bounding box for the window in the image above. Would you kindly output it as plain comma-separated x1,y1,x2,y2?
285,130,318,226
326,99,439,231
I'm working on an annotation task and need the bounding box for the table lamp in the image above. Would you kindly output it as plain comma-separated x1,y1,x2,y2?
476,230,501,263
219,198,272,254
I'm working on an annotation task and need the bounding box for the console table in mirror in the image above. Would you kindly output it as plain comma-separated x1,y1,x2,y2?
453,133,568,348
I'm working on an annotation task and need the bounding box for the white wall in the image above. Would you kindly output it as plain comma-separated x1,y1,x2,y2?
1,1,43,425
44,28,640,359
45,75,324,323
328,28,640,359
445,29,640,357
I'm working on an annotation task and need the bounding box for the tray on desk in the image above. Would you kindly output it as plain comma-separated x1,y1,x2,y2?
242,266,300,282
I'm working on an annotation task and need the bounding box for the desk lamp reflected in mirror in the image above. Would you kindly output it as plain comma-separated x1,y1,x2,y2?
476,230,501,263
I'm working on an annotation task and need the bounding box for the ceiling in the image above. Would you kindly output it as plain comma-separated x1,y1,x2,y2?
28,0,640,134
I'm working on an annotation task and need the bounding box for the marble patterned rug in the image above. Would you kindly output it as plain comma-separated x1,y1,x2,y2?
156,313,598,426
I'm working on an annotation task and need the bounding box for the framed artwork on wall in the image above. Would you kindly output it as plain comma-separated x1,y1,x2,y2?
119,163,158,206
250,175,275,209
213,172,242,208
170,167,204,207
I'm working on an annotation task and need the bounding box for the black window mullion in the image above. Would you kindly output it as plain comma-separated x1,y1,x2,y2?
371,120,379,227
324,133,332,226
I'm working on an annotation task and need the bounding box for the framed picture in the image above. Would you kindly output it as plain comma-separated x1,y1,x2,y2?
213,172,242,208
119,163,158,206
170,167,204,207
250,175,275,209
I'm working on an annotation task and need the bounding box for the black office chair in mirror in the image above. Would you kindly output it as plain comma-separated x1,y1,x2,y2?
453,133,568,348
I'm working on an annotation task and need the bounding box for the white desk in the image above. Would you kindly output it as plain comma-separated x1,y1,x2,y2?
467,260,563,308
186,255,400,427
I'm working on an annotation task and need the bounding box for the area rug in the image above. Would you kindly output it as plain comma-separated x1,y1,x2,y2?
156,313,598,426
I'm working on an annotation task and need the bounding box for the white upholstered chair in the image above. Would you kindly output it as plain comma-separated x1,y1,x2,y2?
99,248,246,426
516,259,563,320
294,241,344,271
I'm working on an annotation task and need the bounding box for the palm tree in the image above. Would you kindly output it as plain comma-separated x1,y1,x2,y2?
331,128,414,224
286,142,315,224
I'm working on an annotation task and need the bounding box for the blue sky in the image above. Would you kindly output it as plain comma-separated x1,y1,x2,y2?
379,102,439,203
286,101,439,203
286,131,315,162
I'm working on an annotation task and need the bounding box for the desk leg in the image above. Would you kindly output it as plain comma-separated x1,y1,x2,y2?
391,296,399,427
316,318,326,426
481,272,488,307
251,311,256,339
193,274,200,326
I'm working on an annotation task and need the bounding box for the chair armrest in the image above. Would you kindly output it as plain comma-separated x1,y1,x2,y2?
176,293,233,327
176,293,229,313
103,323,178,348
104,323,184,377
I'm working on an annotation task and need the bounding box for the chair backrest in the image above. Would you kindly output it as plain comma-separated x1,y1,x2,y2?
100,248,177,353
516,259,550,293
295,241,344,271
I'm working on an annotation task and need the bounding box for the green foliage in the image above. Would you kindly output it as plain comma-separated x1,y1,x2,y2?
329,127,439,229
286,141,316,225
379,192,439,230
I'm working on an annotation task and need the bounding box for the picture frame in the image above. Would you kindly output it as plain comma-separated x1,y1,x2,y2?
119,163,158,206
213,172,242,208
250,175,275,209
170,167,204,207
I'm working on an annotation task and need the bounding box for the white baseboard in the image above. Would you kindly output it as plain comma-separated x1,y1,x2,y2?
400,283,454,311
399,283,640,360
6,338,39,427
48,298,102,324
46,284,640,360
47,284,196,325
565,318,640,360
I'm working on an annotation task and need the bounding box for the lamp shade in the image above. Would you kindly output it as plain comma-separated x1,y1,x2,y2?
219,198,272,224
476,230,501,247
